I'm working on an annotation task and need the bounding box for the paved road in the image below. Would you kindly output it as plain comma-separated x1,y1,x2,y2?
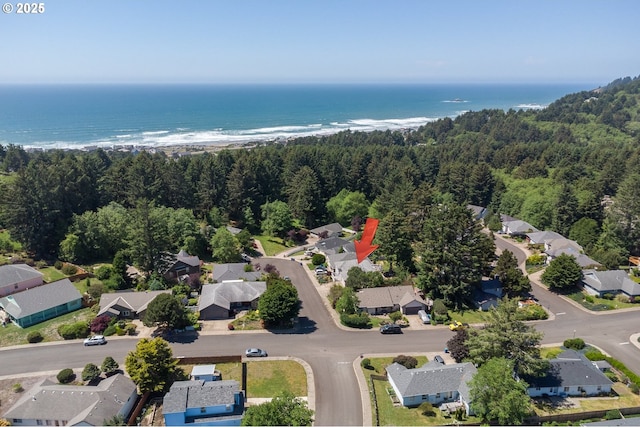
1,238,639,426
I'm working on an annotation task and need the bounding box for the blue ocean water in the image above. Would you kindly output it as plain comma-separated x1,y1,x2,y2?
0,84,592,150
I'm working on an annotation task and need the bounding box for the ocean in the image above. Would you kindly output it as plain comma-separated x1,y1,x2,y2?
0,83,593,150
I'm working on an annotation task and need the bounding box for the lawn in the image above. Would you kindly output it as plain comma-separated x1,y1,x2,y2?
567,290,638,311
214,360,307,398
254,235,288,256
0,307,94,347
38,266,68,283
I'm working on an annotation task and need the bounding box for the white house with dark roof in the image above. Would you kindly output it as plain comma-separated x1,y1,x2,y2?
386,361,477,415
97,289,172,320
0,279,82,328
211,263,261,282
198,280,267,320
4,373,137,426
581,269,640,301
329,253,378,285
525,350,612,397
163,379,244,426
357,285,431,315
0,263,44,297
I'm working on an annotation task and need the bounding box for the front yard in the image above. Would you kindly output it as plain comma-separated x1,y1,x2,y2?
566,289,638,311
0,307,94,347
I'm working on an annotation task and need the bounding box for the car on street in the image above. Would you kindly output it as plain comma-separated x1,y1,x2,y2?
83,335,107,346
245,348,268,357
449,320,464,331
379,324,402,334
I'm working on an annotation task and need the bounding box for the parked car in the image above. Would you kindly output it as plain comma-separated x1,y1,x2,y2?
83,335,107,346
434,355,445,364
449,320,464,331
241,253,251,262
417,310,431,324
379,324,402,334
245,348,268,357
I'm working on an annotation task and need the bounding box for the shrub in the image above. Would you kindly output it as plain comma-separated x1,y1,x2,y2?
563,338,585,350
605,371,619,382
57,368,75,384
188,298,198,306
125,323,137,335
630,383,639,394
585,295,595,304
432,299,448,316
102,356,120,376
516,304,548,320
95,265,114,280
103,324,117,336
419,402,435,416
615,294,630,303
526,254,546,266
12,383,23,393
604,410,622,420
57,321,90,340
90,315,111,333
311,253,326,266
115,325,125,336
54,260,63,270
388,311,402,323
82,363,101,382
27,331,43,343
361,358,373,370
393,354,418,369
61,264,78,275
584,349,606,361
340,312,371,328
228,323,235,330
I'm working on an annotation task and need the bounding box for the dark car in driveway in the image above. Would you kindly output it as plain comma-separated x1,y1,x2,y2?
379,324,402,334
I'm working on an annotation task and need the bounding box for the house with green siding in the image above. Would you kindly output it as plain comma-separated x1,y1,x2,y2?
0,278,82,328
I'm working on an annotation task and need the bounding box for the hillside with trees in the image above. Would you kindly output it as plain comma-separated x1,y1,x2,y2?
0,75,639,302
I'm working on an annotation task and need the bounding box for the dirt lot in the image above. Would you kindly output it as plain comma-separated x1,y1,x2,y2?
0,375,49,417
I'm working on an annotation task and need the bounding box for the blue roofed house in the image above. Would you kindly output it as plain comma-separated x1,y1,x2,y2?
0,279,82,328
525,350,612,398
581,269,640,302
386,361,477,415
163,379,244,426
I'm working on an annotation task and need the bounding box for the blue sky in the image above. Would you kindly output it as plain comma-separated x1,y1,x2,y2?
1,0,638,84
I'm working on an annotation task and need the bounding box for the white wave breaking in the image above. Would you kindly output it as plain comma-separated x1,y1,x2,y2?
20,117,439,151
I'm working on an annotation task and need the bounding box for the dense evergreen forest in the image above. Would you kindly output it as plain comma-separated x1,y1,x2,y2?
1,76,639,283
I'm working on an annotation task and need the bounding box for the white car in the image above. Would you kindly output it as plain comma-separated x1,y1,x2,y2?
83,335,107,346
245,348,267,357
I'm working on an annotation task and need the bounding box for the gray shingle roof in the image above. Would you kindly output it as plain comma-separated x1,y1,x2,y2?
176,250,201,267
582,269,640,297
0,263,43,290
387,362,477,402
504,220,539,234
97,290,172,317
211,263,262,282
163,380,240,414
198,281,266,311
310,223,343,237
525,350,613,389
357,285,426,310
3,374,137,426
0,279,81,319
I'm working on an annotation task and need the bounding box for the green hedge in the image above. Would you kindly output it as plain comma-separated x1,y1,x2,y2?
585,350,640,390
57,321,90,340
340,312,371,328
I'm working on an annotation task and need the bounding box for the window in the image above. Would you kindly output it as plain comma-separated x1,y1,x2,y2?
200,407,206,413
13,420,22,424
37,421,43,426
536,387,541,391
597,386,602,391
564,387,570,392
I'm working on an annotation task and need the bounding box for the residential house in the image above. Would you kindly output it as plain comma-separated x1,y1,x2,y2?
386,360,477,415
309,222,343,239
472,278,503,311
4,373,137,426
190,365,222,382
211,263,261,283
163,380,244,426
198,280,267,320
314,235,350,256
502,219,539,236
97,289,172,320
467,205,488,221
525,350,613,398
161,250,202,284
0,279,82,328
526,231,600,267
357,285,431,315
582,269,640,301
0,263,44,297
329,252,379,285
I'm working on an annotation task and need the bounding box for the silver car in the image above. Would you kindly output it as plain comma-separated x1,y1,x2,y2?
83,335,107,346
245,348,267,357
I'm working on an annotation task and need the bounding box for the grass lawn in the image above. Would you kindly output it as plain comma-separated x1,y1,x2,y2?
447,309,488,325
230,310,262,330
38,266,68,283
254,235,288,256
0,307,94,347
534,382,640,416
361,356,481,426
214,360,307,398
